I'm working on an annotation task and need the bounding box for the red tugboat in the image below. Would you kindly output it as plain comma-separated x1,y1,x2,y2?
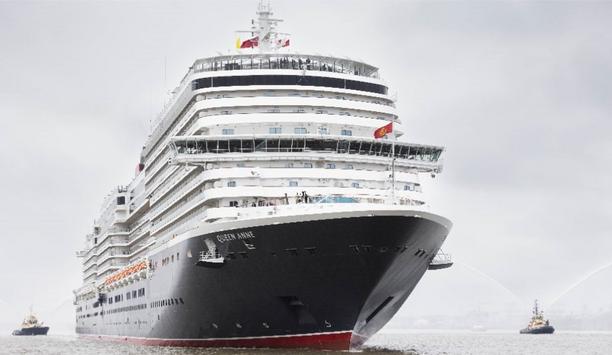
520,300,554,334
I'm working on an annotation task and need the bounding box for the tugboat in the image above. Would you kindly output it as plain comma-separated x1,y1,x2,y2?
520,300,554,334
11,309,50,336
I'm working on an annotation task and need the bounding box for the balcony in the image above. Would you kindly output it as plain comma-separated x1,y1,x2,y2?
192,53,379,79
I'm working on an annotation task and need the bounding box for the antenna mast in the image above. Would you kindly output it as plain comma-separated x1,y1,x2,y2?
236,1,290,53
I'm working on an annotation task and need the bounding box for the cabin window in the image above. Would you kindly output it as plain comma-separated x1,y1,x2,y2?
318,127,329,135
289,181,298,187
304,162,313,168
222,128,235,135
294,127,307,134
352,182,360,188
227,181,236,187
269,127,282,134
229,200,239,207
326,163,336,169
341,129,352,136
116,196,126,205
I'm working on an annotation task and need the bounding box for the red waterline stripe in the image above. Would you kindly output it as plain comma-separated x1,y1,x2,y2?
80,331,353,350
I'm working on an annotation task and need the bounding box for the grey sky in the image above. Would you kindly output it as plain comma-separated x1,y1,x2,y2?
1,0,611,332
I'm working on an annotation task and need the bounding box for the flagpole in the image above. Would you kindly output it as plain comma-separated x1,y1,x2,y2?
391,138,396,205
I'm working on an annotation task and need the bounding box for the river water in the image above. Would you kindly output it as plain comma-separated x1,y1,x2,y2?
1,331,610,355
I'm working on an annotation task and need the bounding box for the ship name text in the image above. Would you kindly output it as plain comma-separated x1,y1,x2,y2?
216,231,256,243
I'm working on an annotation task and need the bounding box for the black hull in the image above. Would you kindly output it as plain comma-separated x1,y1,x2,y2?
12,327,49,336
76,212,450,349
520,326,555,334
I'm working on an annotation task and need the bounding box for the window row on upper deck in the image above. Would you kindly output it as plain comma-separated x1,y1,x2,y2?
192,75,388,95
172,137,442,163
192,54,379,78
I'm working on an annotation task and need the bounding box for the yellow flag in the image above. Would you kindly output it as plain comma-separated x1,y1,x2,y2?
235,37,241,49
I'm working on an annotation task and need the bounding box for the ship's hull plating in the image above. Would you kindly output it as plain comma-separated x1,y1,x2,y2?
76,212,450,349
12,327,49,336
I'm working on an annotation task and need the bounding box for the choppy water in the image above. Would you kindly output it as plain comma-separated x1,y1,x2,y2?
1,331,611,355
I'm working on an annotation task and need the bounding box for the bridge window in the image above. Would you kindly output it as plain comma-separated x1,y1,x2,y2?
192,75,388,95
174,138,443,163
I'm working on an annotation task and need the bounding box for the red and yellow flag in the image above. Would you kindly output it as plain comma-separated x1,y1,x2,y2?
374,122,393,138
239,36,259,48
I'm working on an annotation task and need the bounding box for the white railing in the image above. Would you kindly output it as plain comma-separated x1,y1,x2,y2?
151,193,208,235
150,166,196,205
193,90,394,107
150,170,203,215
192,54,379,78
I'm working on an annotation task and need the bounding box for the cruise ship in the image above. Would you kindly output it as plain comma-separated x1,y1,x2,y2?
74,3,452,350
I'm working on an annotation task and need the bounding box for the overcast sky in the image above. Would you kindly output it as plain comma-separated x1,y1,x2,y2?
1,0,611,332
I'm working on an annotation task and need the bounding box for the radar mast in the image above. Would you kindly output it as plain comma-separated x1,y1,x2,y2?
236,1,290,53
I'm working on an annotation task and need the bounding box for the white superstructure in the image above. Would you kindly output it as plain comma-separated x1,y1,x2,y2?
75,2,444,297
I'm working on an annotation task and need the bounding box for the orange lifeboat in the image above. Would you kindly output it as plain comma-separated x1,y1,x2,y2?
104,259,148,286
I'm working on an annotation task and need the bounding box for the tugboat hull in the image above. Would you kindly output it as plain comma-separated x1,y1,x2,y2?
520,326,554,334
12,327,50,336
